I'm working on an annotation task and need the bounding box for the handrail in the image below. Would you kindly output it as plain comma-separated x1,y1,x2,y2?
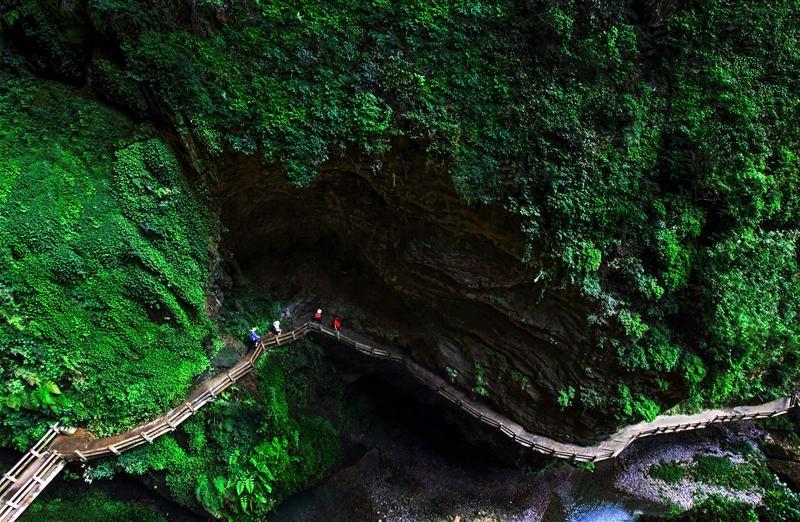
2,320,798,520
305,323,798,463
0,425,58,498
47,327,312,461
0,449,66,522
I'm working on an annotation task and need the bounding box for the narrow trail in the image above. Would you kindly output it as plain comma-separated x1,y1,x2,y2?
1,321,796,521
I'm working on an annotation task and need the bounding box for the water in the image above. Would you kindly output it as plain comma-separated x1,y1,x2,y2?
269,375,672,521
569,504,638,522
541,462,667,521
268,445,670,521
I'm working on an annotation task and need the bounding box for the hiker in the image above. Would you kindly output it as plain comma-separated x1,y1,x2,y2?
249,327,261,347
313,308,323,323
271,320,282,336
332,315,342,332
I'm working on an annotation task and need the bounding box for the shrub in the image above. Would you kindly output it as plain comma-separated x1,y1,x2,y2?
649,461,686,484
684,494,758,522
25,491,165,522
557,386,575,409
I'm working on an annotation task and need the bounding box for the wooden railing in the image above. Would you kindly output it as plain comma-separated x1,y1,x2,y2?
0,426,66,522
306,323,799,462
1,321,797,520
48,325,312,462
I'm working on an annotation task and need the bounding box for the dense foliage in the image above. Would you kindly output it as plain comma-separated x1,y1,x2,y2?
0,0,799,518
678,484,800,522
2,0,796,417
649,453,772,491
645,447,800,521
25,491,165,522
86,295,341,519
0,76,215,446
0,21,340,518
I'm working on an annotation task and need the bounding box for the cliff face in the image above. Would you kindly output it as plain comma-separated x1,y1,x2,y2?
4,0,800,447
0,2,634,443
219,144,627,443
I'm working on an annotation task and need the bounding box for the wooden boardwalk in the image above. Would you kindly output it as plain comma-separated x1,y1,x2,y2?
0,426,66,522
1,321,797,520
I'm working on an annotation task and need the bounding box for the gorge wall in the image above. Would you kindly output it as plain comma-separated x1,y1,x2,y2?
3,0,798,458
217,147,633,443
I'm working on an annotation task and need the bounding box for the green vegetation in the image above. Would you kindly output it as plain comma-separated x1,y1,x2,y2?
557,386,575,409
680,483,800,522
1,2,800,517
3,0,797,419
693,455,770,491
446,366,458,384
25,491,165,522
649,460,686,484
90,360,339,518
472,362,489,397
649,452,800,521
617,384,660,422
85,294,341,518
0,0,800,520
0,76,215,446
682,495,759,522
649,454,771,491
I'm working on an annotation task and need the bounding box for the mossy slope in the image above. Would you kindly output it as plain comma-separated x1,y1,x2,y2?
0,75,215,446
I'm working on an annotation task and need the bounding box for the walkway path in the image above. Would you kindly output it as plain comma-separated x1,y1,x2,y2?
0,426,66,522
1,322,797,521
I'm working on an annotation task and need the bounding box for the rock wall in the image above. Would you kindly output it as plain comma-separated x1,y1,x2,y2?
218,144,627,443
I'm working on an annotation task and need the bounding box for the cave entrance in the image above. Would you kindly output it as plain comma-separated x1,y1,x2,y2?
340,373,515,470
230,230,416,343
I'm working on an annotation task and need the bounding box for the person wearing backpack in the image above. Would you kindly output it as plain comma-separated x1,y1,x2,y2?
271,320,282,336
248,327,261,347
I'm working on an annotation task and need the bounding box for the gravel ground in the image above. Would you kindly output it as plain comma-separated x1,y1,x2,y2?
368,439,557,521
273,411,775,521
614,422,765,510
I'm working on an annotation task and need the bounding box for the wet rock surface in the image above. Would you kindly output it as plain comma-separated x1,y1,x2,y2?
216,150,634,444
762,431,800,491
265,371,679,522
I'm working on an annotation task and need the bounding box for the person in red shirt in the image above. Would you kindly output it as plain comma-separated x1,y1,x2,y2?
313,308,323,323
332,316,342,331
